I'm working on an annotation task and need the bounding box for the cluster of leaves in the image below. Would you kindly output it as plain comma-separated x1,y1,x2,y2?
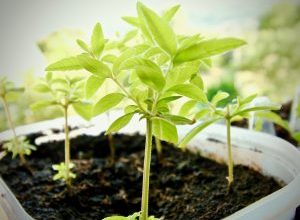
31,72,92,120
2,136,36,159
52,162,76,181
103,212,159,220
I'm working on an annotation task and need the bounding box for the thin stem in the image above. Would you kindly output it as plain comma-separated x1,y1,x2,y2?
141,118,153,220
226,107,234,188
64,105,71,186
1,96,25,164
155,137,162,158
108,133,115,162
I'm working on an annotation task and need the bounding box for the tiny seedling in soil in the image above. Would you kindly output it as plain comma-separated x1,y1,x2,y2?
45,2,245,219
179,92,280,188
31,73,92,186
0,77,36,164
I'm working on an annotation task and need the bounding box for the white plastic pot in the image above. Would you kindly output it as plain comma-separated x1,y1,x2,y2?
0,111,300,220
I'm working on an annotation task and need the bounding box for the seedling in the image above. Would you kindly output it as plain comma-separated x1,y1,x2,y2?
31,72,92,185
45,2,245,219
179,92,280,188
0,77,36,164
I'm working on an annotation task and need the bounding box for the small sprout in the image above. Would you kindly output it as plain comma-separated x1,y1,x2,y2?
31,73,91,186
2,136,36,160
52,162,76,182
0,77,34,164
103,212,159,220
179,93,280,189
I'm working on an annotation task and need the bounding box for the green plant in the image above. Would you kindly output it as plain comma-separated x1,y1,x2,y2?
179,93,280,188
0,77,36,164
103,212,159,220
31,72,92,185
45,2,245,219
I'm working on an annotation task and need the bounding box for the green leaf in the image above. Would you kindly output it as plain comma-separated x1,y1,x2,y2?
121,58,165,91
152,117,178,143
195,108,210,119
31,100,57,111
165,63,199,88
93,93,125,116
293,132,300,142
46,72,53,81
233,105,280,118
174,38,246,64
211,91,229,106
168,84,207,102
102,54,117,64
190,74,204,90
162,114,194,125
179,100,197,116
163,5,180,21
238,94,257,106
106,113,135,134
124,105,139,114
91,23,105,58
85,75,105,99
76,39,90,52
46,57,82,71
34,83,51,93
157,96,181,107
255,111,290,131
137,2,177,56
72,101,93,121
179,117,221,149
122,16,140,28
77,54,111,77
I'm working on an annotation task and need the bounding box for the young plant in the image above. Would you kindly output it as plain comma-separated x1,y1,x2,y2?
179,92,280,188
45,2,245,219
31,72,92,185
0,77,36,164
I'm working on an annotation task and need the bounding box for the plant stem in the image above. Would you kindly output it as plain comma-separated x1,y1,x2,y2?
141,118,153,220
226,117,234,188
64,105,71,186
155,137,162,158
1,97,25,164
108,133,115,162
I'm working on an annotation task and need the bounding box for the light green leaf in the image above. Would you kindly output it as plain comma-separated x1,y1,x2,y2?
211,91,229,106
162,114,194,125
106,112,135,134
121,58,165,91
179,100,197,116
124,105,139,114
168,84,207,102
238,94,257,106
93,93,125,116
91,23,105,58
85,75,105,99
31,100,57,111
137,2,177,56
34,83,50,93
73,101,93,121
102,54,117,64
163,5,180,21
46,72,53,81
190,74,204,90
46,57,82,71
174,38,246,64
179,117,221,149
76,39,90,52
157,96,181,107
152,117,178,143
122,16,140,28
77,54,111,77
233,106,280,118
255,111,290,131
195,108,210,119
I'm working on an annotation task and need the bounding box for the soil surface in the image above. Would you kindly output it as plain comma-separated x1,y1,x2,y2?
0,132,281,220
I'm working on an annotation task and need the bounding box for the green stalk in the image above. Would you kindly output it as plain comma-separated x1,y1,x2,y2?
141,118,153,220
155,137,162,157
1,96,25,164
226,115,234,188
63,105,71,186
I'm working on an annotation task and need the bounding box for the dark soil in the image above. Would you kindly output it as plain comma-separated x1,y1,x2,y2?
0,132,281,220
